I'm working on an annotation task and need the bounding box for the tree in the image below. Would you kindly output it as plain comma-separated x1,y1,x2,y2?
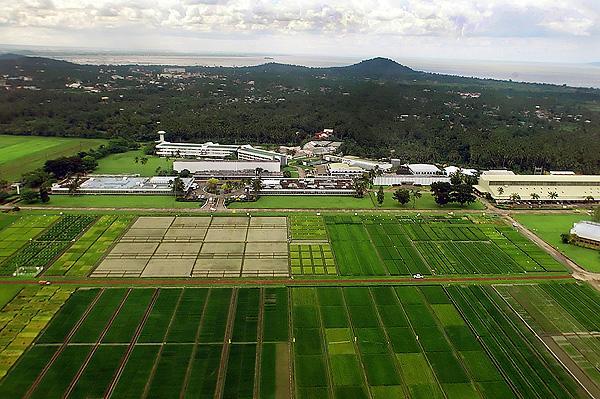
134,156,139,164
497,187,504,195
255,167,264,177
452,183,476,206
140,157,148,165
22,169,52,188
20,189,38,204
206,178,219,193
283,170,292,178
172,177,185,198
68,176,81,195
39,186,50,203
530,192,540,201
561,233,572,244
509,193,521,202
352,177,368,198
411,189,422,208
430,182,452,206
221,182,232,194
44,156,85,179
376,186,384,206
251,178,263,198
392,188,411,205
548,191,558,201
81,155,98,172
584,196,594,203
179,169,191,178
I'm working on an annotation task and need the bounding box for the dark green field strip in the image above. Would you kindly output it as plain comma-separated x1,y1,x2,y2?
110,345,160,398
260,342,290,399
145,344,194,398
184,344,222,398
36,288,101,344
70,288,128,343
166,288,208,343
223,343,257,399
263,288,289,342
447,285,584,399
0,346,57,398
103,288,155,343
198,288,233,343
29,345,92,399
232,288,260,343
68,345,127,399
138,288,183,343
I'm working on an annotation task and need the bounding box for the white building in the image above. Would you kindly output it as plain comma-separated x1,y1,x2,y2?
374,175,450,186
237,145,288,166
324,155,392,171
404,164,443,175
570,221,600,247
475,174,600,202
156,132,238,159
328,163,365,177
174,160,280,174
444,166,478,176
51,175,194,195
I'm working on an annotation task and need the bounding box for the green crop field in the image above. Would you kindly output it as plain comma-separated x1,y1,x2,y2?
39,194,202,209
94,149,173,176
325,214,566,276
0,135,106,181
0,284,591,398
513,213,599,272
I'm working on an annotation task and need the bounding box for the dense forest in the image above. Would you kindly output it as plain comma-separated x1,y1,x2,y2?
1,54,599,173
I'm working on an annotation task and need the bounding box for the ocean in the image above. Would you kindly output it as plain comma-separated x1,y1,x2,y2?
10,50,600,89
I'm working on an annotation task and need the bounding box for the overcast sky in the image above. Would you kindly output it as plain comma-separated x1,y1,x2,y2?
1,0,599,63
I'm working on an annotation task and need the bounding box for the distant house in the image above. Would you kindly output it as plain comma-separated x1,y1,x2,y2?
570,221,600,248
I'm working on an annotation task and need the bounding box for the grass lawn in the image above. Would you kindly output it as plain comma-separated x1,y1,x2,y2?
0,135,106,181
372,191,485,210
514,213,600,272
228,195,374,209
95,150,172,176
38,195,202,209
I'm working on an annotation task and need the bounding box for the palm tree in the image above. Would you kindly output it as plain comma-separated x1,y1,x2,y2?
530,193,540,201
140,157,148,165
411,189,422,209
497,187,504,195
548,191,558,201
509,193,521,202
134,156,139,164
68,176,81,196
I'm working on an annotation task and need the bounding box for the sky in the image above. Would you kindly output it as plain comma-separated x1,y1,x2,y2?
1,0,599,63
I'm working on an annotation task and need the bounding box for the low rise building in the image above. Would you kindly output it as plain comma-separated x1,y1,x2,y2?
374,175,450,186
324,155,392,171
173,160,281,174
570,221,600,248
256,178,354,195
444,166,478,176
237,145,288,166
403,164,444,175
51,175,194,195
328,162,365,177
474,174,600,202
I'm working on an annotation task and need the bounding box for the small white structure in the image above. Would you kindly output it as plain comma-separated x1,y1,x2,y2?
481,170,515,176
444,166,478,176
404,164,443,175
570,221,600,247
550,171,576,175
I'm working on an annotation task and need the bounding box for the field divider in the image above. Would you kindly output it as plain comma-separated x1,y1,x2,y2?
180,288,212,398
105,288,160,399
23,288,105,399
213,288,239,399
141,288,186,399
252,287,265,398
63,288,133,398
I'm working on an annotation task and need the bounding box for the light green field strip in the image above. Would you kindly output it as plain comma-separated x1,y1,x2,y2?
290,244,336,275
0,215,59,264
0,286,73,378
44,216,133,277
0,135,106,181
289,215,328,240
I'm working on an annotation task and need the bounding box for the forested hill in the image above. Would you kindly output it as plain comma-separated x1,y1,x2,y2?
1,54,600,173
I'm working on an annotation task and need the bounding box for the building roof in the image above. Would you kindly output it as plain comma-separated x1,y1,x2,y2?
550,171,575,175
238,145,282,157
480,174,600,183
406,164,441,174
444,166,478,176
571,221,600,242
481,170,515,176
328,162,364,171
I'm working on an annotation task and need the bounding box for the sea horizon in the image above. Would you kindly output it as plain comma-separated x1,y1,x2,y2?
1,46,599,89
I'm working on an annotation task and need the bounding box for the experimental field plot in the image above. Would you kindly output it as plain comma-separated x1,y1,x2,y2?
496,283,600,397
0,286,73,378
0,215,95,277
92,216,290,278
0,285,591,399
289,215,328,241
0,215,59,266
289,244,336,275
325,215,566,276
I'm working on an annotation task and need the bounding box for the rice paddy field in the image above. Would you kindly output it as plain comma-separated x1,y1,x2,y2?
0,135,106,181
0,284,594,399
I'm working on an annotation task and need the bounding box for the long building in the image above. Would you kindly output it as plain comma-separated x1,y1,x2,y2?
155,131,287,165
570,221,600,248
173,160,281,174
475,174,600,202
374,175,450,186
324,155,392,171
51,175,195,195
